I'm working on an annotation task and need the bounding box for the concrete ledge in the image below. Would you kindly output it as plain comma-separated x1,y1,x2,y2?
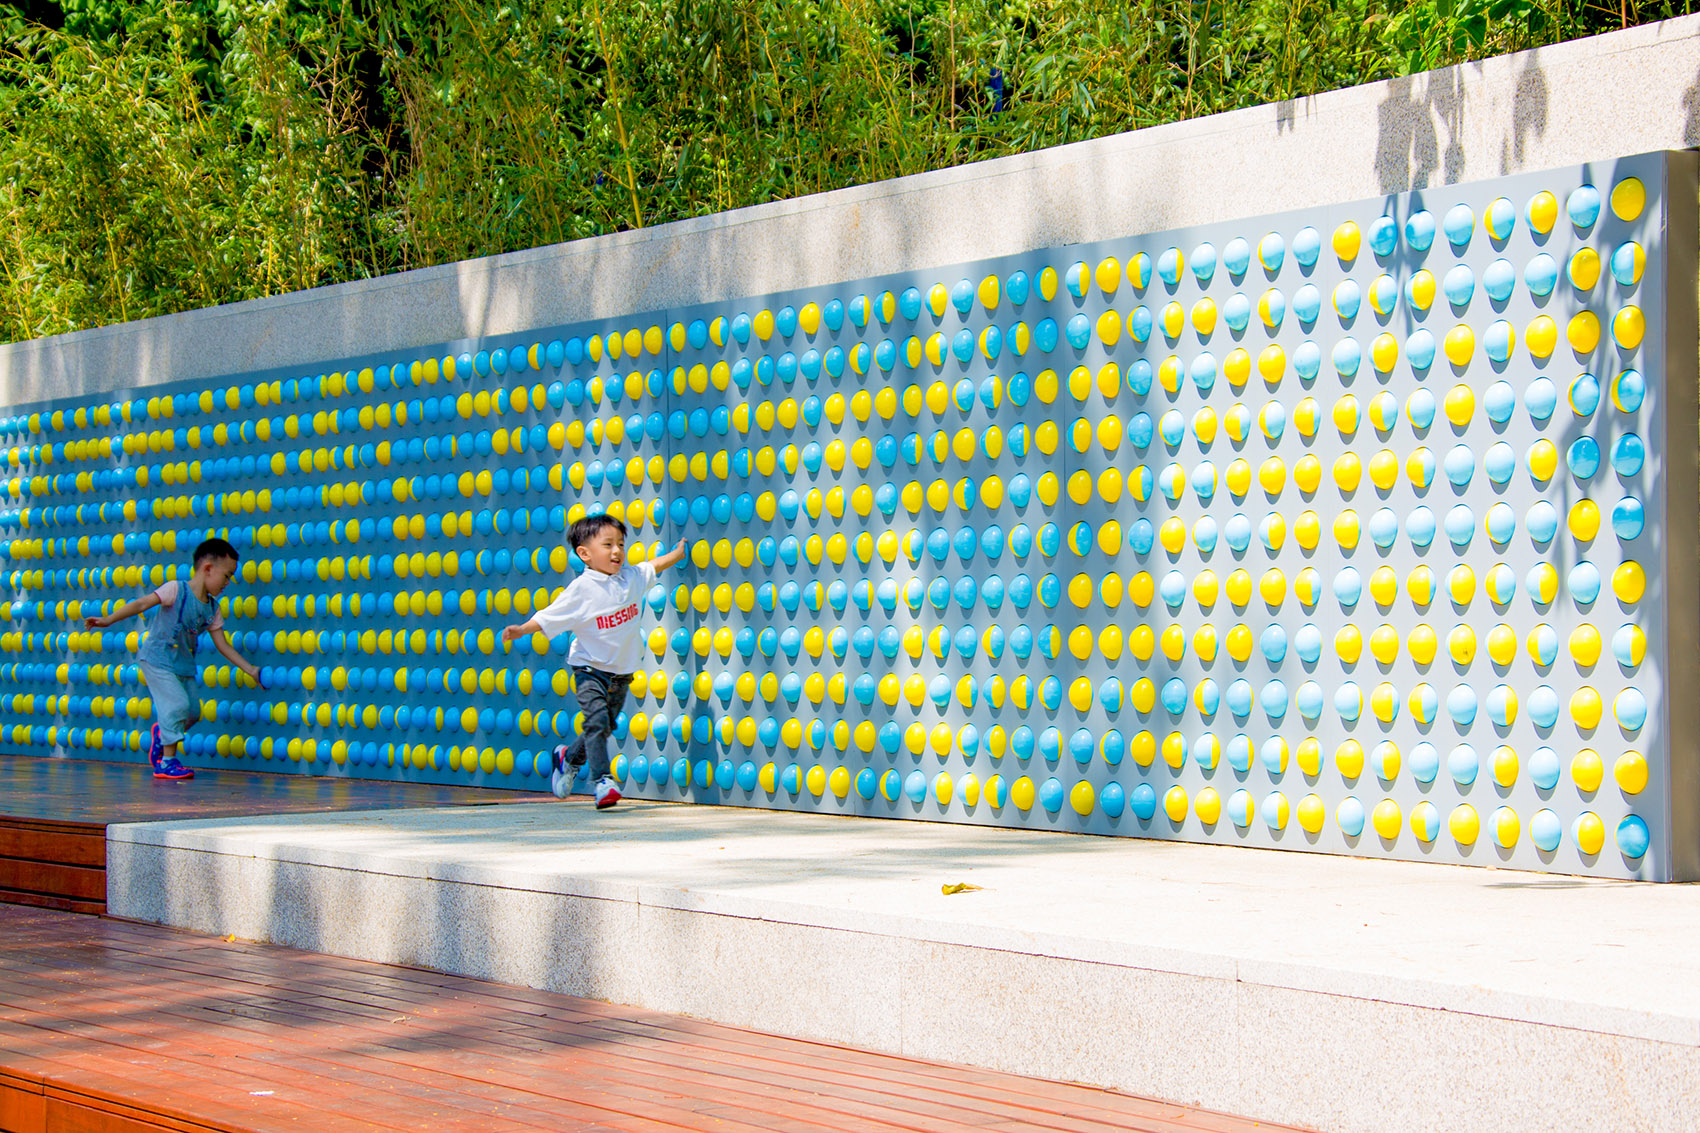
108,802,1700,1133
7,16,1700,404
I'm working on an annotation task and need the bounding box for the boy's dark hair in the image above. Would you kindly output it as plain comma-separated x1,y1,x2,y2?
193,537,240,567
569,513,626,551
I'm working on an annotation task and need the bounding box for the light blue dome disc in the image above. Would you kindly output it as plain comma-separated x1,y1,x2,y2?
1612,497,1645,540
1568,184,1602,229
1160,571,1188,607
1568,436,1602,479
1193,516,1220,554
1224,513,1253,552
1261,399,1287,440
1405,328,1437,371
1528,685,1561,728
1223,237,1251,277
1485,441,1517,485
1160,677,1189,715
1190,353,1218,393
1159,410,1187,447
1443,264,1476,307
1483,321,1515,364
1486,197,1517,241
1615,688,1649,732
1195,680,1222,718
1612,369,1645,413
1529,747,1561,791
1612,433,1646,476
1335,683,1363,723
1334,280,1363,321
1485,502,1517,545
1447,685,1479,726
1368,216,1398,256
1295,624,1323,664
1617,814,1651,859
1610,241,1643,287
1157,247,1183,286
1410,684,1440,724
1612,624,1643,668
1445,504,1475,547
1483,381,1516,424
1486,685,1517,727
1369,508,1400,548
1443,203,1476,247
1524,376,1558,421
1260,625,1288,664
1524,253,1559,297
1486,562,1518,604
1262,680,1290,720
1405,210,1436,251
1332,338,1362,377
1336,796,1367,838
1223,293,1252,333
1292,226,1322,268
1293,284,1322,324
1225,680,1254,717
1406,506,1437,548
1191,242,1218,284
1444,444,1475,487
1293,341,1323,381
1567,561,1602,604
1259,232,1286,273
1407,386,1437,428
1129,783,1157,821
1530,809,1563,852
1570,373,1602,417
1409,742,1440,784
1333,566,1363,607
1296,681,1324,721
1448,743,1479,785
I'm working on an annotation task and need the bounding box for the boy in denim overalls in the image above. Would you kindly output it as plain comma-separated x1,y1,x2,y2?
85,537,263,779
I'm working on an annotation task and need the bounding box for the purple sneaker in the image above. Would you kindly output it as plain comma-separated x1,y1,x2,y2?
147,724,165,770
153,755,194,781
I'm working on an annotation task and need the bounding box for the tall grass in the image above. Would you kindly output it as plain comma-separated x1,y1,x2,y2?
1,0,1686,342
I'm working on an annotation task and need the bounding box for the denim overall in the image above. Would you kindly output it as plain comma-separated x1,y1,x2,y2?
136,581,217,744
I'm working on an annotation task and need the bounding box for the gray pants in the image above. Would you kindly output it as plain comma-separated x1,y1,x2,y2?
559,666,630,782
139,660,200,746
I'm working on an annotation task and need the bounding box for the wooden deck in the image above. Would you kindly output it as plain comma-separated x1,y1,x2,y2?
0,905,1312,1133
0,756,527,915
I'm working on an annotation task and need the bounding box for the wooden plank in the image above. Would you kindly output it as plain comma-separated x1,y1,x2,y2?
0,860,105,902
0,888,103,917
0,825,106,869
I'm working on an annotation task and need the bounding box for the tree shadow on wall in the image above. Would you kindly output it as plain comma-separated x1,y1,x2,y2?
1372,46,1551,194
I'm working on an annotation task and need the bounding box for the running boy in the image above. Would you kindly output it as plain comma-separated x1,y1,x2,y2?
85,537,262,780
501,517,688,808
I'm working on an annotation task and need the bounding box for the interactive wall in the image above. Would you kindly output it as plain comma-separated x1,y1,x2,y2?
1,151,1692,879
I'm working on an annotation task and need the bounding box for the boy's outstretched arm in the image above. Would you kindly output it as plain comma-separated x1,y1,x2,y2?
650,539,690,573
210,628,263,685
85,592,160,629
500,619,542,645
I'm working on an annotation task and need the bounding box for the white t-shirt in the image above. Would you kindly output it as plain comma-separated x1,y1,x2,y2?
530,561,658,673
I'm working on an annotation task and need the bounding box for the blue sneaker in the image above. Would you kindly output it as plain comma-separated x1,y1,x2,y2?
147,724,165,770
153,755,194,781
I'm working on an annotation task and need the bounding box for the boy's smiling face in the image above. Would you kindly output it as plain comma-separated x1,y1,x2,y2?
575,525,626,575
197,555,238,597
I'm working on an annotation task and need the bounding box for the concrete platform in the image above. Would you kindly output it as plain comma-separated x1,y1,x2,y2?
107,799,1700,1133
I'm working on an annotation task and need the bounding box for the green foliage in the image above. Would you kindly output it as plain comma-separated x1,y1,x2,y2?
1,0,1692,342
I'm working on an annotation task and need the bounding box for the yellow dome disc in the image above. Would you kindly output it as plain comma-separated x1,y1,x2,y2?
1569,624,1602,666
1368,450,1399,491
1225,621,1253,660
1448,624,1477,665
1293,398,1319,438
1525,315,1558,359
1259,568,1286,607
1443,326,1474,367
1294,512,1322,550
1096,310,1123,346
1486,624,1517,667
1448,565,1476,606
1611,176,1646,221
1570,686,1604,729
1449,804,1480,846
1527,190,1558,233
1194,407,1220,445
1370,623,1400,664
1526,439,1558,482
1574,810,1606,854
1444,383,1475,426
1094,258,1121,296
1407,623,1438,665
1258,457,1286,495
1615,751,1649,794
1192,298,1218,336
1224,458,1250,498
1336,740,1365,779
1332,509,1360,549
1335,625,1363,663
1568,311,1601,354
1224,348,1251,388
1613,561,1646,603
1297,794,1326,834
1371,333,1399,373
1332,220,1361,262
1569,247,1601,292
1163,785,1189,822
1614,306,1646,350
1332,394,1360,436
1193,571,1220,608
1408,269,1436,311
1258,345,1286,382
1569,499,1600,541
1406,565,1435,607
1293,455,1322,494
1572,749,1604,793
1372,799,1402,840
1333,453,1362,492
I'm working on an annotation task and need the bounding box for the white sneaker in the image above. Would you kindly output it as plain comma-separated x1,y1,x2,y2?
594,776,622,810
550,767,573,799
